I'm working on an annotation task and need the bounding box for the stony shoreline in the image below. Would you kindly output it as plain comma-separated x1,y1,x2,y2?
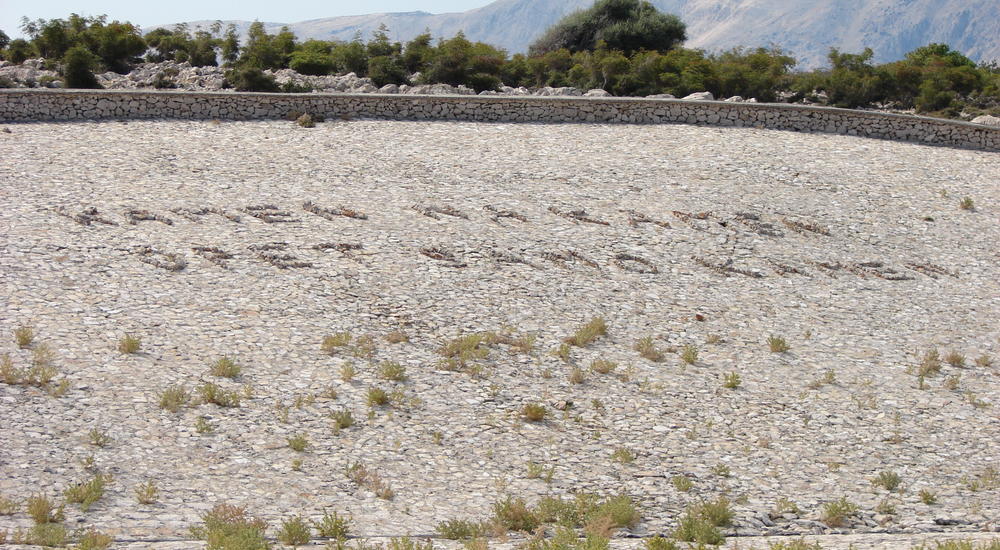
1,119,998,549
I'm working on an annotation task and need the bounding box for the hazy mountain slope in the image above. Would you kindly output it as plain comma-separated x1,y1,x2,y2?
163,0,1000,68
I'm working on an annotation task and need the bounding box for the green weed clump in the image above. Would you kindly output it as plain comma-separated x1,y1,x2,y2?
436,518,487,540
118,334,141,354
14,325,34,348
312,510,351,539
26,495,64,524
767,335,790,353
322,332,352,354
634,336,664,362
159,385,190,412
820,497,859,527
680,345,698,365
198,382,241,407
522,403,547,422
65,473,112,512
565,317,607,347
871,470,902,492
278,515,311,546
190,503,269,550
379,361,407,381
210,357,241,379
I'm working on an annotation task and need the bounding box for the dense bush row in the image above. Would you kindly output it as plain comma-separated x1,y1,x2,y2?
2,2,998,119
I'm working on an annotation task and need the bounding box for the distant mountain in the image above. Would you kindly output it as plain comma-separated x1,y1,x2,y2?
163,0,1000,69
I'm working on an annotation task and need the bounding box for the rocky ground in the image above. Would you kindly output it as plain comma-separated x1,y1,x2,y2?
0,118,998,549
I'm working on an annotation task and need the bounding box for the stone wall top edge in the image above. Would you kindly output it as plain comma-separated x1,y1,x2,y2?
2,88,998,133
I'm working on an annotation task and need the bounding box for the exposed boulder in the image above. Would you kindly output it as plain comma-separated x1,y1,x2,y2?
646,93,676,99
584,89,611,97
682,91,715,101
971,115,1000,126
535,86,582,96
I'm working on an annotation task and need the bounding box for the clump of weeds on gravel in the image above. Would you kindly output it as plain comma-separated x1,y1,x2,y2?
190,503,269,550
945,351,966,368
197,382,241,407
0,495,17,515
871,470,902,492
331,409,355,433
634,336,664,362
287,433,309,452
87,428,112,447
322,332,352,354
565,317,607,347
919,348,942,376
522,403,547,422
767,540,824,550
278,515,311,546
26,495,64,524
195,416,215,434
386,330,409,344
672,506,724,545
379,361,407,381
644,536,679,550
611,448,635,464
14,325,34,348
340,361,357,382
723,372,741,389
680,345,698,365
345,462,394,499
313,510,351,539
436,518,487,540
820,497,858,527
568,367,586,385
65,473,112,512
118,334,141,354
975,354,994,368
210,356,241,379
959,197,975,211
76,528,114,550
158,385,190,412
767,335,790,353
351,334,377,361
671,475,693,492
590,358,617,374
134,481,159,504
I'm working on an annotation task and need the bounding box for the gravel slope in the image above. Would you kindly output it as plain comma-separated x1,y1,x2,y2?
0,119,998,548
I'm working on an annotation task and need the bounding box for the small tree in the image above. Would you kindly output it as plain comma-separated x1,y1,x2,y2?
5,38,35,63
0,29,10,51
62,45,101,88
529,0,686,56
289,40,334,75
225,66,279,92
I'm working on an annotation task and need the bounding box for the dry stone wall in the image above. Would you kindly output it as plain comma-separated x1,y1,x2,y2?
2,88,999,150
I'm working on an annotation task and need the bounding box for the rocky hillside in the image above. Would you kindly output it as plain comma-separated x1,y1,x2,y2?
163,0,1000,68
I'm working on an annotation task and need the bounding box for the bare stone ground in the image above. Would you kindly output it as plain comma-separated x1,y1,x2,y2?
1,119,998,549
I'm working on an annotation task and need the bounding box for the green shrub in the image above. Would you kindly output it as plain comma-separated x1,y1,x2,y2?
436,519,486,539
312,510,351,539
278,516,310,546
26,495,64,524
226,67,279,92
522,403,547,422
820,497,858,527
190,503,270,550
672,509,724,545
210,357,241,379
62,46,101,89
565,317,607,347
491,496,539,532
65,473,112,512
